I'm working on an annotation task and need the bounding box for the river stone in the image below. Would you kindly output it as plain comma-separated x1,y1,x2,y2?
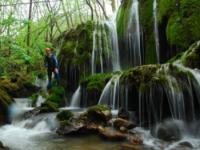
154,119,185,141
118,107,130,120
0,141,9,150
99,127,127,141
113,118,136,131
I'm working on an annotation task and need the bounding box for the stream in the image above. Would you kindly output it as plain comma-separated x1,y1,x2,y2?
0,98,122,150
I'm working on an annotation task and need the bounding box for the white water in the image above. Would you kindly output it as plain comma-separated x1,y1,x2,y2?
69,86,81,108
105,21,121,71
0,98,58,150
126,0,142,67
91,25,104,74
36,95,46,107
153,0,160,63
98,74,121,110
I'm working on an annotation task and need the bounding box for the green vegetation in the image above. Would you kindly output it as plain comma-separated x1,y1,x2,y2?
158,0,200,51
80,104,111,125
47,86,65,106
116,0,133,38
121,64,161,91
40,101,59,113
57,110,74,121
80,73,112,92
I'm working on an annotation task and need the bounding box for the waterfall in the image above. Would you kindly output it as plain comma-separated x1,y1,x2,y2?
105,17,121,71
137,64,200,126
98,74,121,110
153,0,160,63
69,86,81,108
91,24,104,75
126,0,142,67
91,20,121,74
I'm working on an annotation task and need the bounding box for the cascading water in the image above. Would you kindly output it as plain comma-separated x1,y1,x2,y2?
153,0,160,63
91,20,121,74
126,0,142,67
105,18,121,71
91,24,104,74
69,86,81,108
98,74,121,110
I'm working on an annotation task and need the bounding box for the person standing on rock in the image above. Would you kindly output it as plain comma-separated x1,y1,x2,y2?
44,48,60,90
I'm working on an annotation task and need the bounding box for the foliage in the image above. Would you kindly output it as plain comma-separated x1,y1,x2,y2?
158,0,200,51
80,73,112,92
57,110,74,121
47,86,65,106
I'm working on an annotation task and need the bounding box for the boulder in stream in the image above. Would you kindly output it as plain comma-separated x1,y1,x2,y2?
112,118,137,131
0,141,9,150
99,127,127,141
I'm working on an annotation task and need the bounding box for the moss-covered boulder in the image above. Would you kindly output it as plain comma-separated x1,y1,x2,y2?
158,0,200,61
56,110,73,122
39,101,59,113
120,64,161,91
80,105,111,125
57,21,94,93
80,73,112,107
2,73,40,98
170,41,200,69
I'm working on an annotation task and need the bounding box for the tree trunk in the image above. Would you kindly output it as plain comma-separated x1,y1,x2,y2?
27,0,33,51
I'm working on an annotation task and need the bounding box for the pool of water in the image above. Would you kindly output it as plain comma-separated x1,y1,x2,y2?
0,125,121,150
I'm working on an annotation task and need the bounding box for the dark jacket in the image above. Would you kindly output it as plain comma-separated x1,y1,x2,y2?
44,53,59,71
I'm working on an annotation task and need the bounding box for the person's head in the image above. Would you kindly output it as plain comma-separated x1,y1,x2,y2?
45,48,52,56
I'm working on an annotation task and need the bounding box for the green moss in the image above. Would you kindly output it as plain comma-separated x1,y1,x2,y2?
81,104,111,125
57,110,73,121
116,0,133,38
40,101,59,113
47,86,65,107
87,104,111,112
60,120,71,128
158,0,200,51
30,93,39,107
58,21,94,65
121,64,161,90
170,41,200,69
80,73,112,92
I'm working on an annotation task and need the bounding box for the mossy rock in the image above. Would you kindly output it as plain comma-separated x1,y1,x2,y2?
121,64,161,91
47,86,65,107
169,41,200,69
80,73,112,92
40,101,59,113
57,110,73,122
158,0,200,52
80,105,111,125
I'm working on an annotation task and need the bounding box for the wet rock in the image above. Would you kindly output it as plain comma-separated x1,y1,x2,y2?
57,123,85,135
128,135,143,145
80,105,111,125
56,110,73,121
0,141,9,150
153,119,185,141
99,127,127,141
24,101,59,118
179,141,193,148
57,122,99,136
118,107,130,120
112,118,136,131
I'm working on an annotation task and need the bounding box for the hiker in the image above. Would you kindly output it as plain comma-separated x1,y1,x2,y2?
44,48,60,90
